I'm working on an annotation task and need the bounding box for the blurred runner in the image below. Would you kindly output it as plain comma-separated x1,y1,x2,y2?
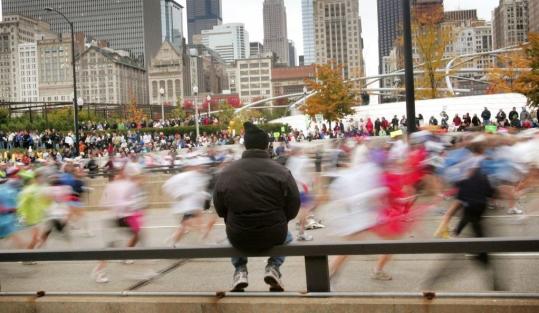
92,162,148,283
162,158,217,247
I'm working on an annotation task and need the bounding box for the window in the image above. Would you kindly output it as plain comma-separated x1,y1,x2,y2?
152,81,158,98
167,80,173,98
175,79,181,98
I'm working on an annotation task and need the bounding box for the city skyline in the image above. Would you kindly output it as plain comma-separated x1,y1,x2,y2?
172,0,500,79
0,0,505,77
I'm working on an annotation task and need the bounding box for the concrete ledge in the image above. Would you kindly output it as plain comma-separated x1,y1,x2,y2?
1,296,539,313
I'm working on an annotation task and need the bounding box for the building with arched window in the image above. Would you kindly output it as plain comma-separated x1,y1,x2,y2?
148,41,190,107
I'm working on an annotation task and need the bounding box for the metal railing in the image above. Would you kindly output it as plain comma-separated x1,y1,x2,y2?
0,237,538,293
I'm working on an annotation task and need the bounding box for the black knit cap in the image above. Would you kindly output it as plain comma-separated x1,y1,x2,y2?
243,122,269,150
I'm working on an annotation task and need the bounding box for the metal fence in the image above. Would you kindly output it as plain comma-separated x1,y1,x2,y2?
0,101,177,122
0,237,537,293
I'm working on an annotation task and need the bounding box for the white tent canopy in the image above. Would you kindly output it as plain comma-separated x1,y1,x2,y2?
270,93,529,132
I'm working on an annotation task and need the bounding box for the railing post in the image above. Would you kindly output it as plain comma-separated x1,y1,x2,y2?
305,256,330,292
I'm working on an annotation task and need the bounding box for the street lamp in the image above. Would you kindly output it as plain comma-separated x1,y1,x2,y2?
159,87,165,121
206,94,212,117
44,7,80,154
193,86,200,142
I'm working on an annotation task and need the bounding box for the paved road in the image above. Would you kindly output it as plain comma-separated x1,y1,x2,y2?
1,197,539,294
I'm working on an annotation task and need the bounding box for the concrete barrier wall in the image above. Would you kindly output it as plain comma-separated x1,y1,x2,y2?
1,296,538,313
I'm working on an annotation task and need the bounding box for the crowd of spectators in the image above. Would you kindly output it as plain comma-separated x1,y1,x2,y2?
1,106,538,165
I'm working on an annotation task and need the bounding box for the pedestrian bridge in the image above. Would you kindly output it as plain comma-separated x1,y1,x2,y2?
1,238,538,313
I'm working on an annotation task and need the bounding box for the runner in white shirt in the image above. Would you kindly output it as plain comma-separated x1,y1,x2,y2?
162,158,217,247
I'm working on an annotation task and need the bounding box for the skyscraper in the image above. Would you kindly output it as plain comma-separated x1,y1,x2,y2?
263,0,289,65
530,0,539,33
161,0,184,50
200,23,249,64
250,42,265,57
288,40,297,67
302,0,316,65
493,0,529,49
187,0,222,44
377,0,403,76
2,0,162,66
314,0,365,81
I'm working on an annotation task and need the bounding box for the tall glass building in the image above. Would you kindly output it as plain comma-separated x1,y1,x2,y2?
377,0,403,76
2,0,162,66
161,0,184,50
263,0,289,65
187,0,222,44
301,0,315,65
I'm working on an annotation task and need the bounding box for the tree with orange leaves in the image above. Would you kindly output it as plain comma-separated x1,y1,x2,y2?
413,6,453,99
515,33,539,107
303,63,356,127
487,48,531,95
126,92,146,125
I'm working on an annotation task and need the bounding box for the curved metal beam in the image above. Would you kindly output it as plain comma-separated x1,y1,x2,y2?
288,92,317,110
234,92,304,114
445,45,526,95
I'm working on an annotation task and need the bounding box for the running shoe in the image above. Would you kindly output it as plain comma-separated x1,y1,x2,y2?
95,271,109,283
433,226,451,239
296,233,314,241
507,207,523,215
92,267,109,283
371,270,392,281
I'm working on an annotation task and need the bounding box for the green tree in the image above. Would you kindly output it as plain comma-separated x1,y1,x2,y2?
303,63,356,127
170,97,187,120
0,108,9,125
217,102,235,125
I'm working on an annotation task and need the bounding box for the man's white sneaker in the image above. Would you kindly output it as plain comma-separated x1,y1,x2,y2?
507,208,523,215
231,268,248,292
264,265,284,292
123,260,135,265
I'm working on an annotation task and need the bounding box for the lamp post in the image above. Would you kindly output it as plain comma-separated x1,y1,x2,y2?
206,94,212,117
159,87,165,121
193,86,200,142
44,7,80,154
401,0,417,133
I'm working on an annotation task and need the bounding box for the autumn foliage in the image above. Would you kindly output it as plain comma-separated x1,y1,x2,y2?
515,33,539,107
303,63,357,124
487,48,531,95
126,94,146,124
413,6,453,99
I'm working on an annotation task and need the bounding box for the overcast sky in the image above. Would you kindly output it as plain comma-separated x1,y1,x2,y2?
178,0,499,77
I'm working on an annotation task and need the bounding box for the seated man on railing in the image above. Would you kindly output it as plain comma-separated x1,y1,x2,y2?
213,122,300,292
